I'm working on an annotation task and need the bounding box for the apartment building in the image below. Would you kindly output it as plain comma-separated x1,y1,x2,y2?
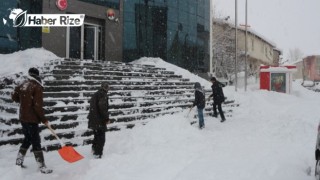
212,19,281,78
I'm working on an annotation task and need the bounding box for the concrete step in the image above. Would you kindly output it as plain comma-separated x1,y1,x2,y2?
44,64,172,74
42,69,182,79
43,80,194,86
42,74,190,81
0,57,239,151
43,84,193,92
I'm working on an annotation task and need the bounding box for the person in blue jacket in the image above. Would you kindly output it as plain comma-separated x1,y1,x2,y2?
192,82,206,129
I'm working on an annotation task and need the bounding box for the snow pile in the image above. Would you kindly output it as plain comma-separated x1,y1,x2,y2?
0,49,319,180
131,57,236,100
132,57,212,89
0,48,60,77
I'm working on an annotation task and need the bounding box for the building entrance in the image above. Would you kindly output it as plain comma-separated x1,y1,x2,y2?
67,23,102,60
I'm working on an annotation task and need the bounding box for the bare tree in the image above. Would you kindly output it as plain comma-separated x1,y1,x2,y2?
212,17,240,83
288,48,304,63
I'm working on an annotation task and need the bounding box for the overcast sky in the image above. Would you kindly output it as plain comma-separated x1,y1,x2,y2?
213,0,320,61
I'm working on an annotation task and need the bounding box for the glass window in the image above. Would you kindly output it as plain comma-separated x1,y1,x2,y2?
122,0,211,74
0,0,42,53
178,11,189,28
168,7,178,23
123,0,139,13
0,1,18,53
0,38,18,54
123,22,136,49
78,0,120,9
179,0,188,12
271,73,286,93
189,0,197,15
167,0,178,8
69,27,81,59
124,12,135,22
18,0,42,50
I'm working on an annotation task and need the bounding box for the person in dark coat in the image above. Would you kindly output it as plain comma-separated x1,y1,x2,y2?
208,77,226,122
88,82,110,158
192,82,206,129
11,67,52,174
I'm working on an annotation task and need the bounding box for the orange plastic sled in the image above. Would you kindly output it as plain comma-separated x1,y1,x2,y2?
47,125,84,163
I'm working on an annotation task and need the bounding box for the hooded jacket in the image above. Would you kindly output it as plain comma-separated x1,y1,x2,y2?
209,81,225,104
87,88,109,130
11,76,47,124
193,82,206,109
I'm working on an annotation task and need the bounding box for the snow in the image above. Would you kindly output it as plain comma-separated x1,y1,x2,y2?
131,57,212,90
0,49,319,180
0,48,61,77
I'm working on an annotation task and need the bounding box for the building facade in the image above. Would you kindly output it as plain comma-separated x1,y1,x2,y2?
212,19,281,80
293,60,303,80
0,0,210,73
294,55,320,82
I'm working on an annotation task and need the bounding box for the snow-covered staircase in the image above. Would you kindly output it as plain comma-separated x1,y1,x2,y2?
0,58,238,151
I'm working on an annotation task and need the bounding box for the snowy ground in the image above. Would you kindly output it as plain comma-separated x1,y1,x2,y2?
0,49,319,180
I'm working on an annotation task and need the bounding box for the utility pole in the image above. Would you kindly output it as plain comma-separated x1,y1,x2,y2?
209,0,213,77
235,0,238,91
245,0,248,91
240,1,250,91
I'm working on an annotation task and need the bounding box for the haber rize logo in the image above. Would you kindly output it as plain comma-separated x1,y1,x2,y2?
3,8,85,27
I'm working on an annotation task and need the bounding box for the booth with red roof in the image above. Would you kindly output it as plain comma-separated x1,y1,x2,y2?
260,65,297,94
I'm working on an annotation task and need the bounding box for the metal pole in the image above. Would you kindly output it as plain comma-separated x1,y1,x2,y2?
209,0,213,76
235,0,238,91
245,0,248,91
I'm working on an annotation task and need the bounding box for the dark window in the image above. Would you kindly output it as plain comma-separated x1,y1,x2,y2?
18,0,42,50
69,27,81,59
0,0,42,54
78,0,120,9
134,3,167,58
0,1,19,53
123,0,210,73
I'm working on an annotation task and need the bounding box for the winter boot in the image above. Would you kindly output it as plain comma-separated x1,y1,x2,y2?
16,148,27,168
220,118,226,123
93,154,102,159
33,151,53,174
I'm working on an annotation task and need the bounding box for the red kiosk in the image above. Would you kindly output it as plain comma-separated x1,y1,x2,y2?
260,65,297,94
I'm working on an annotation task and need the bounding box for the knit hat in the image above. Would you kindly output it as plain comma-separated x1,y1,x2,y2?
210,77,216,81
101,82,109,91
194,82,201,89
28,67,40,77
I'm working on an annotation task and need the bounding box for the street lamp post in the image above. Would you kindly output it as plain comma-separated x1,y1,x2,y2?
240,0,250,91
209,0,213,77
235,0,238,91
245,0,248,91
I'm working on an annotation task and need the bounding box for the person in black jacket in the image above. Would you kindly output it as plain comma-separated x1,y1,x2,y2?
208,77,226,122
88,82,110,158
192,82,206,129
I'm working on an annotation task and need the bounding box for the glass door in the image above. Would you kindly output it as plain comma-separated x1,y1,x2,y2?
84,25,98,60
67,23,101,60
68,26,81,59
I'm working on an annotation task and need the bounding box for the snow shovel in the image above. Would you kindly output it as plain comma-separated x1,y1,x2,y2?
185,106,193,118
47,124,84,163
185,106,197,125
